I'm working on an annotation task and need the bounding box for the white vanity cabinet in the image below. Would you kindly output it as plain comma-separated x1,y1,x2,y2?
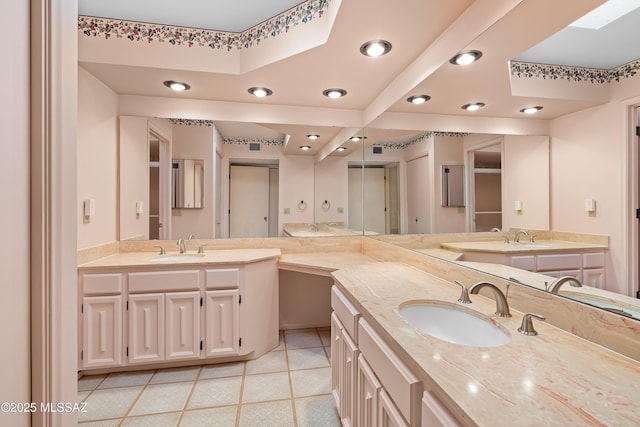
331,286,428,427
78,255,278,372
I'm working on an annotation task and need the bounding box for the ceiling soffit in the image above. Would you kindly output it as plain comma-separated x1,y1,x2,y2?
78,0,341,74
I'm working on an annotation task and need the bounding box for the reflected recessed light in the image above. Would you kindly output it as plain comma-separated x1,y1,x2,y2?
248,87,273,97
323,88,347,99
299,145,311,151
406,95,431,105
450,50,483,66
520,106,543,114
360,40,392,57
163,80,191,91
336,147,347,152
306,134,320,140
462,102,485,111
350,136,368,142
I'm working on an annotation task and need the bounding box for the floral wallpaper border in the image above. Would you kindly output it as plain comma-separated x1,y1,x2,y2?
170,118,214,127
78,0,330,51
374,131,469,150
224,137,284,146
511,59,640,83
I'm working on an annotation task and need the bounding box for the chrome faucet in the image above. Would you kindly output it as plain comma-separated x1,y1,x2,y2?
468,281,512,317
514,230,529,243
177,238,186,254
310,223,319,232
546,276,582,293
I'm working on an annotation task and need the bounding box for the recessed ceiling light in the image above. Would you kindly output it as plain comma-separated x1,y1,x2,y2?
350,136,368,142
406,95,431,105
520,106,543,114
299,145,311,151
336,147,347,152
306,134,320,140
248,87,273,97
360,40,392,57
462,102,485,111
323,88,347,99
450,50,483,66
163,80,191,91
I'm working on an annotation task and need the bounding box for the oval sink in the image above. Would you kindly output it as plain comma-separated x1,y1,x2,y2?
399,303,510,347
151,255,205,262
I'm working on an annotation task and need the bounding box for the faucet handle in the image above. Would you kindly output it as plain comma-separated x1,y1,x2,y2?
198,244,208,254
529,235,537,243
453,280,471,304
154,245,166,255
503,236,510,244
518,313,546,336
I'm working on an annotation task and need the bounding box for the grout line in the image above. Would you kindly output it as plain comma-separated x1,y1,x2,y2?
177,366,202,425
235,357,248,427
119,368,157,421
283,329,299,427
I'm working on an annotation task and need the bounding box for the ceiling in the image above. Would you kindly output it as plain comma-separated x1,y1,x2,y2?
78,0,638,157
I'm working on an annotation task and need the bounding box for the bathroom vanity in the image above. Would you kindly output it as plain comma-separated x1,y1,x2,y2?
77,249,280,372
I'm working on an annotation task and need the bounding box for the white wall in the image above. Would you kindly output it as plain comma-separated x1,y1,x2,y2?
279,155,315,232
77,68,118,249
502,135,550,231
314,156,349,224
0,2,30,424
171,124,215,240
550,103,625,294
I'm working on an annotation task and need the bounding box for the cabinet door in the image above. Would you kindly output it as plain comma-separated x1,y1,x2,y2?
379,389,409,427
205,290,239,357
582,268,605,288
82,296,122,368
331,313,343,411
165,292,201,361
341,326,359,427
357,354,382,427
129,293,164,363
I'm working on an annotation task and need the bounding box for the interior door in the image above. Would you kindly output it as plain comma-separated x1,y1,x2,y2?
406,156,430,234
229,165,270,238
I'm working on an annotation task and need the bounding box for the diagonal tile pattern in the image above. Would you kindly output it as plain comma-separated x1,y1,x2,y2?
78,328,339,426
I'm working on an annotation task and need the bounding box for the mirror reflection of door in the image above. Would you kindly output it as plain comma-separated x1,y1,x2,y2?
469,143,502,231
229,164,277,238
407,155,430,234
215,151,223,238
148,130,170,240
348,165,388,235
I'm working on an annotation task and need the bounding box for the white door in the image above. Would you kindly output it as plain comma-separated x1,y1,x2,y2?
363,168,386,234
229,165,270,238
407,156,430,234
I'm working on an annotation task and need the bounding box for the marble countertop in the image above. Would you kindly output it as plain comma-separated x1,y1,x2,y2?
332,262,640,426
77,248,282,269
279,252,378,273
441,239,607,254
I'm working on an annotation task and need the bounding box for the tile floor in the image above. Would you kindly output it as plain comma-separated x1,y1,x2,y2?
77,328,340,427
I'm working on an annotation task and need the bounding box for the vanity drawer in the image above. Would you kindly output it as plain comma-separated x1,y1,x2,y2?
510,255,535,271
358,318,422,426
83,273,123,295
331,286,360,340
536,254,581,271
205,268,240,289
583,252,605,269
128,270,200,293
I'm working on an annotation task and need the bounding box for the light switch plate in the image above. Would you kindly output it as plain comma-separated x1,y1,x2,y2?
284,207,290,214
337,207,344,213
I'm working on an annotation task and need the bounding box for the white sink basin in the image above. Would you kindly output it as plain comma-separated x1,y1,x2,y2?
151,254,205,262
399,302,510,347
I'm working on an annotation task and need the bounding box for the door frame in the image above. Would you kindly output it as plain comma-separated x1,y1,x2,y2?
464,137,503,232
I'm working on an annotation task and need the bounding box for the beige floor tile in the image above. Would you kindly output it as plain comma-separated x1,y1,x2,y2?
78,386,143,422
149,366,200,384
290,367,332,397
129,381,193,416
78,420,123,427
287,347,330,371
99,370,154,389
120,411,181,427
78,390,91,402
295,395,341,427
242,372,291,403
284,329,323,349
187,376,242,409
273,331,285,351
239,400,295,427
78,374,107,391
199,361,245,379
181,406,238,427
245,349,287,374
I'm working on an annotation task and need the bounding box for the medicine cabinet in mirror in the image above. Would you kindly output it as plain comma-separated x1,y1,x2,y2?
172,159,204,209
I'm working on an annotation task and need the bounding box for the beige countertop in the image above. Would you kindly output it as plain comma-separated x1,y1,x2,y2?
77,248,282,269
441,239,607,254
278,252,378,275
332,262,640,426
